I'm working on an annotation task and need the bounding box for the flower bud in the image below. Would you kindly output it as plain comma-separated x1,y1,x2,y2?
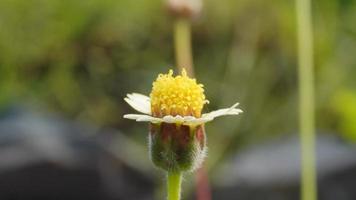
149,123,206,172
166,0,202,19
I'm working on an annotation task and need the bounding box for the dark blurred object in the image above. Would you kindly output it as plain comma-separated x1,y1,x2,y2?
214,135,356,200
0,106,154,200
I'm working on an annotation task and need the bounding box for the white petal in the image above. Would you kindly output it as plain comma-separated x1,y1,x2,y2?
202,102,243,120
123,114,143,120
129,93,150,102
123,114,162,123
123,102,242,126
183,116,196,121
124,93,151,115
163,115,184,123
183,116,213,126
160,115,207,126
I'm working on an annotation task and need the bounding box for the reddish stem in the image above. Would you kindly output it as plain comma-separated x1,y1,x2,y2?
196,166,212,200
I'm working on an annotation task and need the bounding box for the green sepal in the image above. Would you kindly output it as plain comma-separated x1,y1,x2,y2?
149,123,206,172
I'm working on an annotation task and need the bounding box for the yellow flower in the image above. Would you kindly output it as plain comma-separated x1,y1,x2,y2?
124,69,242,172
124,69,242,126
150,69,208,118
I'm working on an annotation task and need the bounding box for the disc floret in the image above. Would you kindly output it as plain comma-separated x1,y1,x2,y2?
150,69,208,118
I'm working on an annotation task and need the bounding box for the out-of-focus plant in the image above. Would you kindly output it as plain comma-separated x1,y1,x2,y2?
332,89,356,142
296,0,317,199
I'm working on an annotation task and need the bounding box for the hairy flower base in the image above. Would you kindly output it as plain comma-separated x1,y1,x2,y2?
149,123,206,172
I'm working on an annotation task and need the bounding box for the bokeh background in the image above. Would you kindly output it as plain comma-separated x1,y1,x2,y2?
0,0,356,199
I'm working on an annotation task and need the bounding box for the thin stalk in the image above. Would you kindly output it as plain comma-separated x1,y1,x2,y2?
196,167,212,200
174,17,194,76
296,0,317,199
173,16,212,200
167,172,182,200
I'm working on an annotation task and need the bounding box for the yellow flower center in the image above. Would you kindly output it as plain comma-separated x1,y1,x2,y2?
150,69,208,118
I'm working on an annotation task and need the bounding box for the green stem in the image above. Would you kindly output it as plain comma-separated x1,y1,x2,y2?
296,0,317,199
173,15,212,200
167,172,182,200
174,17,194,77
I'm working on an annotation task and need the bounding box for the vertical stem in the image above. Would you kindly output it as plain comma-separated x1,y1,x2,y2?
173,16,212,200
296,0,317,199
196,167,212,200
167,172,182,200
174,17,195,76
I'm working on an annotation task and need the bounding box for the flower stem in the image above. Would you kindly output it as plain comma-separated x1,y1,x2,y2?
174,17,194,77
173,16,212,200
296,0,317,199
167,172,182,200
172,12,211,200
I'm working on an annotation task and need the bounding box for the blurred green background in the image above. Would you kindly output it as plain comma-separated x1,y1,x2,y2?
0,0,356,185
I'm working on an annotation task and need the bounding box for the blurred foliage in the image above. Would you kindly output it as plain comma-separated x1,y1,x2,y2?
332,89,356,142
0,0,356,172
